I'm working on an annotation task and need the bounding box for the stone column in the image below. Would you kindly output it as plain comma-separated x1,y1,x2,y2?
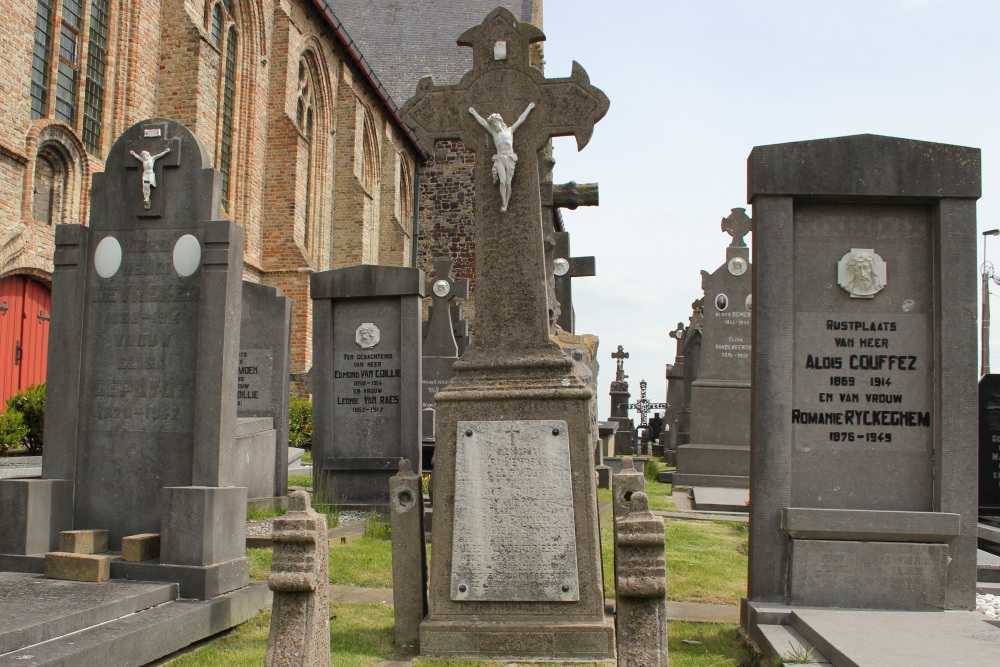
615,491,668,666
389,459,428,646
612,457,645,588
266,490,330,667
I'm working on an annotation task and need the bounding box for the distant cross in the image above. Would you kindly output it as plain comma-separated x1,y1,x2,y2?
424,259,469,357
668,322,686,353
721,207,752,247
125,123,180,217
629,380,666,428
552,231,595,333
401,7,609,366
611,344,629,383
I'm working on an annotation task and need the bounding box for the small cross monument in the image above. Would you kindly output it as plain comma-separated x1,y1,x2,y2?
400,8,613,661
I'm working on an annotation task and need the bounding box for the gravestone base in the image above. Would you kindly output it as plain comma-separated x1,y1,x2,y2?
419,616,616,661
673,444,749,489
230,417,278,501
421,376,615,661
160,486,246,568
317,457,401,512
0,479,74,554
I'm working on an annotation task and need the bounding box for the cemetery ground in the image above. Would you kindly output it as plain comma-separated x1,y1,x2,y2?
162,480,756,667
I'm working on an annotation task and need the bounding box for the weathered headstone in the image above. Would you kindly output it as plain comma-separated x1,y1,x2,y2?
675,209,752,489
615,492,668,667
399,8,612,660
0,119,250,599
238,281,292,501
311,265,424,509
980,374,1000,516
265,490,330,667
422,260,468,451
744,135,979,648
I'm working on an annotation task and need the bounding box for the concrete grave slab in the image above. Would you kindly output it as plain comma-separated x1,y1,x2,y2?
692,487,749,513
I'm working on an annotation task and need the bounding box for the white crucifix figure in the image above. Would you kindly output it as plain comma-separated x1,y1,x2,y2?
129,147,172,209
469,102,535,213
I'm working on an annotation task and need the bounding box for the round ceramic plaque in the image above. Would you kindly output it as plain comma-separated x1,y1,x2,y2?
172,234,202,277
728,257,747,276
553,258,570,276
356,322,380,349
432,279,451,298
94,236,122,278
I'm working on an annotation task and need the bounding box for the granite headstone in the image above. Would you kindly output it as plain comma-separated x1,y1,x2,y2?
0,119,249,599
311,265,424,509
744,135,979,645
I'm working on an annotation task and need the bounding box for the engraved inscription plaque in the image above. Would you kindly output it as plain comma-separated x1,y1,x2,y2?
236,348,273,411
451,419,579,602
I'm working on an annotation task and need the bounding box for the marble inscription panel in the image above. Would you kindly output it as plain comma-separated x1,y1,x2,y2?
451,419,579,602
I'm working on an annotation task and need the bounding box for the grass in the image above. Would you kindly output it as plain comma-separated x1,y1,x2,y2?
163,602,394,667
300,449,312,464
172,474,751,665
246,506,285,521
666,520,748,605
287,474,312,488
645,480,676,512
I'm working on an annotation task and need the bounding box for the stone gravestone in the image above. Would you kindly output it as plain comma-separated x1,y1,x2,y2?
980,374,1000,517
675,300,703,449
0,119,249,599
662,322,686,457
675,208,752,489
400,8,613,660
238,281,292,502
421,260,468,459
609,345,636,455
311,265,424,509
744,135,980,647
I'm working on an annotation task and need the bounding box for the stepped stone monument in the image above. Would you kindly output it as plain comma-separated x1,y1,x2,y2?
743,134,981,647
608,345,635,455
0,119,252,600
675,208,752,490
311,265,424,509
399,7,612,660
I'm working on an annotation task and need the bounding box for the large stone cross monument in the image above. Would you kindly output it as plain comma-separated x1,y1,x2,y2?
400,8,612,661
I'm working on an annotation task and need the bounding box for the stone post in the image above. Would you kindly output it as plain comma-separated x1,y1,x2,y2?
615,492,668,666
612,457,645,589
266,490,330,667
389,459,428,646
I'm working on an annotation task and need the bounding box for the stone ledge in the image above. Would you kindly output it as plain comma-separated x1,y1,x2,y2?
782,508,961,542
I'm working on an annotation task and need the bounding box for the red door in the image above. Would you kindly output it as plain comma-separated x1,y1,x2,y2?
0,276,50,406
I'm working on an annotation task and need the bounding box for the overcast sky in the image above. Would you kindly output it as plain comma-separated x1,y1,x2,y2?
539,0,999,421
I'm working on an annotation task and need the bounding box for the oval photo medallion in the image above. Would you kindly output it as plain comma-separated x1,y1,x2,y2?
715,293,729,311
94,236,123,279
173,234,202,277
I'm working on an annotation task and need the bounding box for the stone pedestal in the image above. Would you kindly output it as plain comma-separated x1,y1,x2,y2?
390,460,428,646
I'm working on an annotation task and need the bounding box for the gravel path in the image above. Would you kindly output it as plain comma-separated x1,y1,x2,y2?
246,509,369,536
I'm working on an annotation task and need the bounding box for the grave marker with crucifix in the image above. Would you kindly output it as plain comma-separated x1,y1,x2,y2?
400,8,613,660
630,379,666,455
422,260,468,445
124,122,181,217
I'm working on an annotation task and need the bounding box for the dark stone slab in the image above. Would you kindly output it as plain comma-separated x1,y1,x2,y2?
15,119,245,553
0,580,268,666
311,264,424,508
238,281,291,498
0,572,177,655
980,374,1000,513
745,133,980,619
748,134,982,201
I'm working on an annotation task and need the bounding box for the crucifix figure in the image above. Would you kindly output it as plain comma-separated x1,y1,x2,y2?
469,103,535,212
611,344,629,384
400,7,609,369
129,147,172,209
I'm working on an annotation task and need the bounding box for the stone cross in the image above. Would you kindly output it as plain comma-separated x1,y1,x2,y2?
400,7,609,367
721,207,752,248
424,259,469,357
612,344,630,384
125,122,181,217
552,231,595,333
629,379,666,428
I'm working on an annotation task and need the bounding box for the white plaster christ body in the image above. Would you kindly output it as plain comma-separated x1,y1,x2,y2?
469,102,535,212
129,147,172,209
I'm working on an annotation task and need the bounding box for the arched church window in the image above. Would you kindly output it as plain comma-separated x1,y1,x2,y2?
30,0,111,155
210,3,223,46
297,58,316,248
219,23,239,208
